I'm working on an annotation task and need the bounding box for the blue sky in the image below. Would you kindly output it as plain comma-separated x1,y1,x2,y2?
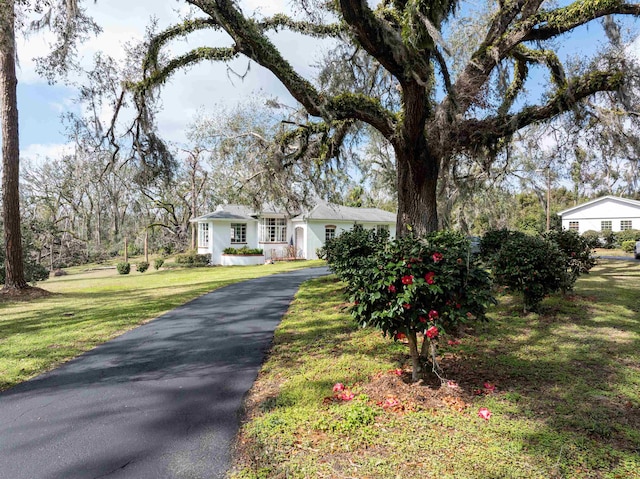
8,1,640,164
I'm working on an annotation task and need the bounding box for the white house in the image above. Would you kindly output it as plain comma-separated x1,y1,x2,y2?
192,201,397,265
558,196,640,234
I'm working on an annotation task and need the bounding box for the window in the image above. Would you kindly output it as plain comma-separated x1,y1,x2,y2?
325,225,336,242
376,224,389,234
198,223,209,247
601,221,612,231
621,220,633,231
259,217,287,242
568,221,579,232
230,223,246,243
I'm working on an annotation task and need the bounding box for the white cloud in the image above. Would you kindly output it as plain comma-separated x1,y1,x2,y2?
20,142,74,163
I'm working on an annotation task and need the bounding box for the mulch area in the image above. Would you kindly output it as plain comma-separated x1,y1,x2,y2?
0,286,52,302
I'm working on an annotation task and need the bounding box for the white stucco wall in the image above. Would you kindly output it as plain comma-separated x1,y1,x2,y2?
560,198,640,233
196,220,259,264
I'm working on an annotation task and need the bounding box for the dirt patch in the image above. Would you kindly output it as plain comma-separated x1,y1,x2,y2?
0,286,52,302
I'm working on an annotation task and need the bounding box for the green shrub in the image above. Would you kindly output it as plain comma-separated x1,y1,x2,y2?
616,229,640,243
542,229,596,282
329,230,495,381
601,230,616,249
479,229,527,262
116,262,131,275
581,230,601,248
490,235,570,312
621,240,636,253
154,258,164,270
223,247,264,255
318,224,389,284
174,251,211,266
136,261,149,273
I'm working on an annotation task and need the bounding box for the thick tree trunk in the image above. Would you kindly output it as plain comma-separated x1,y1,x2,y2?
395,141,439,237
0,0,28,290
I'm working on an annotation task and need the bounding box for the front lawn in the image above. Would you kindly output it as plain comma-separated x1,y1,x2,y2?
231,259,640,479
0,260,323,391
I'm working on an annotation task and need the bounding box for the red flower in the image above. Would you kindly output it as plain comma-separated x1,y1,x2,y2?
447,339,461,346
425,272,436,284
338,391,355,401
403,303,411,310
395,332,406,340
478,407,492,420
392,368,403,376
428,309,439,321
432,252,443,263
483,382,496,392
418,316,427,323
426,326,439,339
381,397,400,409
333,383,345,392
401,275,414,285
388,284,397,293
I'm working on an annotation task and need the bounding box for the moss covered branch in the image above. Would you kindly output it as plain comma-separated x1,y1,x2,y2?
258,14,345,37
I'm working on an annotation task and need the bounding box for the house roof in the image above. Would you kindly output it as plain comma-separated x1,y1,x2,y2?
557,196,640,217
292,201,396,223
191,204,258,222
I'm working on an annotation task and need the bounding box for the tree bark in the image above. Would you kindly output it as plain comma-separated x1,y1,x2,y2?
394,138,439,237
0,0,27,290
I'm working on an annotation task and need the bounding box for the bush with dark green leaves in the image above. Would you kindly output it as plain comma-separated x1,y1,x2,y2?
116,262,131,275
154,258,164,270
542,229,596,282
317,224,389,286
223,247,264,255
490,235,570,312
324,229,495,381
136,261,149,273
479,229,527,262
581,230,601,248
174,251,211,266
601,230,616,249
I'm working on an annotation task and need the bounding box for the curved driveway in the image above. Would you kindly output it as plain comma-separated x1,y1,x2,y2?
0,266,329,479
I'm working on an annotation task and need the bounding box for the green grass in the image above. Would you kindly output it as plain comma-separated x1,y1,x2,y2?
231,260,640,479
0,260,324,391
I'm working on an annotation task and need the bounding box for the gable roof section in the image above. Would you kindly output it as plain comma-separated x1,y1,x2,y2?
558,196,640,217
191,204,258,222
293,201,396,223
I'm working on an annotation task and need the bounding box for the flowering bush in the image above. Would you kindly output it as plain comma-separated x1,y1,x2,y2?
333,231,495,381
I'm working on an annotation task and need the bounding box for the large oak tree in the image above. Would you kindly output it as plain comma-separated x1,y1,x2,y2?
130,1,640,234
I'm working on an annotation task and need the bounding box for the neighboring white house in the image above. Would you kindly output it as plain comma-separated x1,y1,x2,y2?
192,201,397,264
557,196,640,234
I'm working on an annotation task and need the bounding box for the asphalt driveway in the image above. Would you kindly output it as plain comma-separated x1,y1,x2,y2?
0,266,329,479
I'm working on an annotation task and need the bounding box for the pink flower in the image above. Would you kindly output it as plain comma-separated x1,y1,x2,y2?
447,339,461,346
418,316,427,323
401,275,414,285
388,284,397,293
478,407,492,420
338,391,355,401
432,252,443,263
425,272,436,284
428,309,439,321
333,383,345,392
403,303,411,310
392,368,403,376
483,382,496,392
426,326,439,339
382,397,400,409
447,380,459,389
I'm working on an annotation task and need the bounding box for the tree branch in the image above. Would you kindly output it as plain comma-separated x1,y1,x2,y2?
258,14,344,37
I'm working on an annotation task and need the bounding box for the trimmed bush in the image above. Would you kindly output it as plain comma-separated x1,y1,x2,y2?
223,247,264,255
621,240,636,253
116,262,131,275
490,235,570,312
174,251,211,266
154,258,164,270
479,229,527,262
136,261,149,273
